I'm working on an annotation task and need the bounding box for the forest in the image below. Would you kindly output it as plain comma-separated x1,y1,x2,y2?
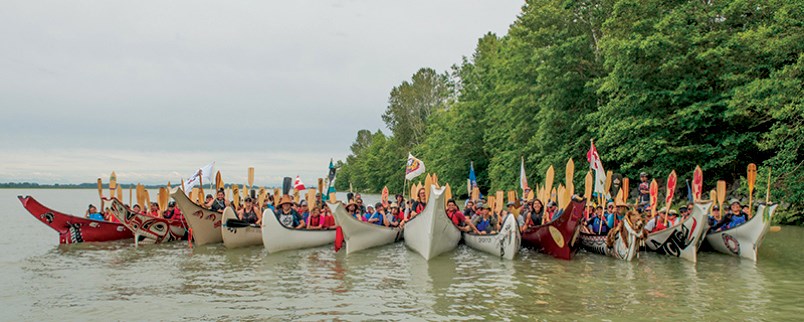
335,0,803,224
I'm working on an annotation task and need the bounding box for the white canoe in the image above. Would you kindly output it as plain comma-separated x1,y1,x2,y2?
705,203,777,262
644,201,710,263
579,215,641,261
462,213,521,260
330,201,402,254
261,208,335,253
171,189,223,246
403,185,462,260
221,207,263,248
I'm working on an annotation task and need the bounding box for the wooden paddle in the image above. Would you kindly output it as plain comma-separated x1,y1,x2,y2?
495,190,504,214
621,177,629,204
765,167,772,203
158,187,168,213
445,183,453,202
109,171,117,200
565,158,575,197
527,189,534,202
432,173,439,188
545,165,555,201
248,167,255,191
424,174,434,201
584,170,593,201
649,179,658,218
664,170,677,226
129,186,133,205
117,185,123,201
507,190,516,204
306,188,315,209
471,186,480,202
604,170,613,200
198,175,205,204
410,181,418,200
747,163,757,218
294,189,300,204
97,178,104,209
233,185,240,209
717,180,726,219
692,166,703,201
144,189,151,211
215,171,223,190
318,178,324,197
258,189,268,209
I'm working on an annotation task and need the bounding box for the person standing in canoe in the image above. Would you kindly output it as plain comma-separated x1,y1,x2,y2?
521,200,545,232
305,207,324,230
471,202,499,234
275,195,305,229
207,189,230,213
237,197,261,225
446,199,478,233
85,204,104,221
710,199,748,232
638,172,651,209
410,188,427,218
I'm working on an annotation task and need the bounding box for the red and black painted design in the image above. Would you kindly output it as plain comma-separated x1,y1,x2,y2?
521,198,586,260
108,198,187,243
18,195,133,244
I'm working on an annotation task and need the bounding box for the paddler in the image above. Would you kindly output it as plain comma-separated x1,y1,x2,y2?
147,202,160,217
305,207,324,230
707,205,721,228
346,200,361,220
471,202,499,234
586,205,609,235
275,195,305,229
644,208,669,233
410,187,427,218
544,201,559,221
666,209,679,226
85,204,104,221
710,199,748,232
638,172,650,209
521,200,544,232
132,204,144,215
207,189,230,213
364,204,383,225
321,205,336,229
237,197,261,225
385,202,402,227
464,200,477,220
163,201,184,222
446,199,478,233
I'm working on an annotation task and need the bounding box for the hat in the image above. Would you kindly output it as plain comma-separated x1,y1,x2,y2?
640,172,648,177
615,199,628,207
547,201,557,207
299,200,308,207
390,202,399,208
668,209,678,216
607,201,615,207
712,205,720,210
476,202,488,209
658,207,668,213
506,202,515,207
278,195,294,206
168,201,176,207
729,198,741,205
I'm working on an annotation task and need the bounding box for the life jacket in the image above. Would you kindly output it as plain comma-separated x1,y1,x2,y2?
476,217,492,233
447,209,462,226
243,208,258,224
651,218,668,233
307,214,321,227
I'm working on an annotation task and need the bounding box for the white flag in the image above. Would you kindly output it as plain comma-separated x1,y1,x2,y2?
586,142,606,195
520,157,529,191
183,162,215,195
405,153,426,180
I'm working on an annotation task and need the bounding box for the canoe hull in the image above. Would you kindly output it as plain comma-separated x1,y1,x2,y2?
521,199,585,260
579,217,640,261
172,189,223,246
645,201,710,262
705,203,777,262
221,207,263,248
109,198,187,244
331,201,402,254
261,209,335,253
18,195,133,244
403,185,461,260
463,213,521,260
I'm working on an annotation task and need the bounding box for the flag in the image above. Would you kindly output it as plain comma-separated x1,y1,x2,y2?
183,162,215,196
586,141,606,195
323,159,337,202
405,153,426,180
520,157,529,191
293,176,305,191
468,161,483,200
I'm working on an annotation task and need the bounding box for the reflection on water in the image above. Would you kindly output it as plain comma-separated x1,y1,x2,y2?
3,189,804,320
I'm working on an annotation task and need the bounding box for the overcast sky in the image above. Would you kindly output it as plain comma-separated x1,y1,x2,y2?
0,0,522,186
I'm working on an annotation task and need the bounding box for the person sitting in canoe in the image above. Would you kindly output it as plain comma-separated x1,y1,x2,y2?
237,197,261,225
363,203,385,226
644,208,669,233
322,205,336,229
544,201,560,222
710,199,748,232
410,188,427,218
305,207,324,230
163,201,184,222
385,203,402,227
446,199,478,233
132,204,144,215
472,202,499,234
586,205,610,235
275,195,304,229
345,200,361,221
638,172,650,206
708,205,721,228
147,202,161,217
464,200,477,220
355,196,367,214
207,189,230,213
521,200,545,232
85,204,104,221
298,200,310,222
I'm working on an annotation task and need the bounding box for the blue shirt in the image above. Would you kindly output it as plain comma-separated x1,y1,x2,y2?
363,212,384,225
88,213,104,221
587,216,609,235
726,214,747,229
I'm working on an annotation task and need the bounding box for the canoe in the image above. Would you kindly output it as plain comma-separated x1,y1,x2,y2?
330,201,402,254
221,207,263,248
17,195,133,244
108,198,187,245
521,197,585,260
462,213,521,260
403,185,462,260
172,189,223,245
705,203,778,262
644,201,710,262
261,208,336,253
579,214,642,261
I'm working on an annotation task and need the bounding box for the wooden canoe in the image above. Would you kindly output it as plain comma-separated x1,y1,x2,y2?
403,185,462,260
463,213,521,260
172,189,223,245
108,198,187,245
18,195,133,244
221,207,263,248
521,197,585,260
705,203,777,262
644,201,710,263
579,214,641,261
330,201,402,254
261,208,335,253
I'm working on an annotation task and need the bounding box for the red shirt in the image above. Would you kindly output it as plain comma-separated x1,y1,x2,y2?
446,209,466,227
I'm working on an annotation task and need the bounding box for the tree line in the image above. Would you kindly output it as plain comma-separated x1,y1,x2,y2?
335,0,802,224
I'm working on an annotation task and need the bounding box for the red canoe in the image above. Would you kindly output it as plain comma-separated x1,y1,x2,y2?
18,195,134,244
521,198,586,260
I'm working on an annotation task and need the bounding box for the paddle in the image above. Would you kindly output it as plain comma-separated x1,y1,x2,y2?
117,185,123,201
649,179,658,218
258,187,267,209
621,177,629,204
545,166,555,202
294,189,300,204
97,178,104,209
129,186,133,205
381,186,389,208
273,188,280,204
318,178,324,197
445,183,453,203
692,166,703,201
747,163,757,218
424,174,434,202
507,190,516,207
248,167,255,192
710,189,717,204
495,190,504,214
109,171,117,200
216,171,223,191
765,167,772,204
604,170,613,201
717,180,726,220
282,177,292,196
306,188,315,210
565,158,575,198
664,170,677,226
527,189,534,202
472,186,480,202
144,189,151,212
584,170,593,201
158,187,168,213
232,185,240,209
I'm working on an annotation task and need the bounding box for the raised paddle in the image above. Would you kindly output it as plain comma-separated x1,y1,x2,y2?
692,166,703,201
621,177,630,204
565,158,575,197
158,187,168,213
306,188,315,208
717,180,726,219
258,187,267,208
273,188,281,202
129,186,133,205
198,173,205,205
381,186,389,208
584,170,593,201
604,170,613,200
117,185,123,201
294,189,300,204
232,185,240,209
445,183,453,203
109,171,117,200
664,170,677,226
215,171,223,191
747,163,757,218
495,190,504,214
471,186,480,202
545,165,555,201
144,189,151,211
318,178,324,197
97,178,104,209
765,167,772,204
424,174,434,201
282,177,292,196
649,179,658,218
248,167,255,192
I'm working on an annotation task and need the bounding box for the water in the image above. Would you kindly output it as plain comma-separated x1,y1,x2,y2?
2,189,803,321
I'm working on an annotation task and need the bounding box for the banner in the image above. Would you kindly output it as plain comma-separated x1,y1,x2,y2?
520,157,529,191
586,141,607,195
183,162,215,196
405,153,426,180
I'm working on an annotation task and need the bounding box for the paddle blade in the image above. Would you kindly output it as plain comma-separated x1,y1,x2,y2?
232,186,240,208
604,170,613,195
381,186,389,207
717,180,727,211
215,171,223,190
495,191,504,213
692,166,703,201
649,179,658,216
294,190,300,204
584,170,593,200
507,190,516,203
410,182,417,200
471,187,480,202
273,188,281,201
318,178,324,196
665,170,677,205
424,174,433,201
621,177,629,204
710,189,717,204
248,167,255,189
282,177,292,195
445,183,453,202
144,190,151,209
129,186,133,205
747,163,757,191
766,167,772,203
109,171,117,197
97,178,103,198
117,186,123,201
527,190,534,202
158,187,168,212
545,166,555,195
565,158,575,193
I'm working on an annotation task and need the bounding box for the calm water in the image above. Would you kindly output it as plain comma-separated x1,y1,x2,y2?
2,189,803,321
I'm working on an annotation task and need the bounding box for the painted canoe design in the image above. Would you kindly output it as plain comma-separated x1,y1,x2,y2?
109,198,187,244
18,195,133,244
403,185,462,260
172,189,223,246
521,197,585,260
330,201,402,254
463,213,521,260
221,207,262,248
261,208,335,253
644,201,710,262
579,215,641,261
705,203,777,262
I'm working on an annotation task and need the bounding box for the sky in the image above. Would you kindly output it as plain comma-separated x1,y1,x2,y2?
0,0,523,186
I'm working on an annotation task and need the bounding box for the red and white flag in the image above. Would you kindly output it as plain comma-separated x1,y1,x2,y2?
586,141,606,195
520,157,529,191
293,176,305,191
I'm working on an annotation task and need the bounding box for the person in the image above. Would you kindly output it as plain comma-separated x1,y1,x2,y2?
544,201,559,222
678,206,691,222
604,202,617,229
472,202,499,234
103,207,116,222
306,207,324,230
132,204,143,215
85,205,104,221
314,193,323,209
522,199,545,232
385,203,401,227
638,172,650,207
275,195,305,229
410,188,427,218
446,199,477,233
394,194,406,213
711,200,748,232
163,201,184,222
321,205,336,229
237,197,261,225
204,194,214,208
644,208,669,233
364,203,384,226
298,200,310,223
147,202,160,217
708,205,721,228
208,189,230,213
356,197,367,214
464,200,476,220
615,199,629,225
346,201,361,221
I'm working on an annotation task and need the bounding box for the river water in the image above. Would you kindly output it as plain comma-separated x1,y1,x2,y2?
2,189,803,321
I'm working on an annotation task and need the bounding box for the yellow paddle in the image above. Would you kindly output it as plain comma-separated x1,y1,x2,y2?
765,167,772,204
158,187,168,213
472,186,480,202
424,174,433,201
109,171,117,200
717,180,726,219
116,185,123,201
248,167,255,192
129,186,133,205
495,190,504,214
144,189,151,211
545,165,555,202
604,170,613,200
621,177,629,204
318,178,324,197
216,171,223,191
584,170,593,201
97,178,104,209
747,163,757,218
232,185,240,209
565,158,575,197
445,183,453,202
